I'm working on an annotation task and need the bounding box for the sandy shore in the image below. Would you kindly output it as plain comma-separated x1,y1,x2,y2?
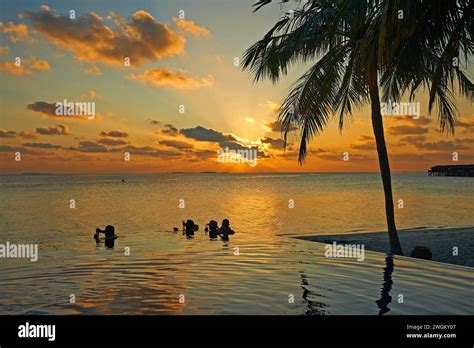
295,227,474,267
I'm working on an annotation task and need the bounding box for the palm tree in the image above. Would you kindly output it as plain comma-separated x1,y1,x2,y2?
242,0,473,255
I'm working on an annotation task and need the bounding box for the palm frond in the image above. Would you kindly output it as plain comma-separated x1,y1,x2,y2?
278,45,347,163
244,0,472,160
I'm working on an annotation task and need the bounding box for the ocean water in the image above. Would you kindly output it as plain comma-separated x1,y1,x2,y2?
0,172,473,314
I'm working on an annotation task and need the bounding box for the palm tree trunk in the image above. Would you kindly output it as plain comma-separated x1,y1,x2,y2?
368,81,404,256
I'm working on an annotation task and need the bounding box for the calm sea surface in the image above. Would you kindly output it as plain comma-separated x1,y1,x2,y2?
0,173,473,314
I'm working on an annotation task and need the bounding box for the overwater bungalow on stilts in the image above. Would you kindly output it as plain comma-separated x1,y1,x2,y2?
428,164,474,177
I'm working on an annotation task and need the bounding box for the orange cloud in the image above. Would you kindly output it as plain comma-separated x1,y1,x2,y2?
399,135,427,145
0,46,9,55
0,56,50,75
84,65,102,76
350,140,376,151
26,56,50,70
22,7,185,66
457,119,474,130
0,61,28,75
264,100,280,112
173,18,210,38
0,21,31,42
127,68,213,89
388,125,429,135
387,115,432,126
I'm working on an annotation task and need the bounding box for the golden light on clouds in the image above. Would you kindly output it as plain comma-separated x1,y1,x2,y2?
21,7,185,66
173,18,210,38
0,21,31,42
0,56,49,75
0,4,472,174
127,68,214,89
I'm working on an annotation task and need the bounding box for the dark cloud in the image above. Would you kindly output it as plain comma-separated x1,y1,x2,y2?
22,7,185,67
265,120,298,133
260,137,287,149
77,141,108,153
146,119,161,125
193,149,216,160
0,145,47,155
281,147,326,157
318,152,370,161
414,140,469,151
391,152,474,162
0,145,22,152
160,124,179,136
36,124,69,135
99,130,128,138
27,101,92,119
97,138,128,146
27,101,57,116
20,132,38,140
159,140,194,149
0,130,18,138
180,126,235,143
111,145,181,158
219,141,267,158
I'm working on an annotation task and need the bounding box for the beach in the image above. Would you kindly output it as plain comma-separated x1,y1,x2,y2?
295,226,474,267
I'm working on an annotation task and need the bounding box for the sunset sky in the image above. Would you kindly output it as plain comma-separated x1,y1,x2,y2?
1,0,473,173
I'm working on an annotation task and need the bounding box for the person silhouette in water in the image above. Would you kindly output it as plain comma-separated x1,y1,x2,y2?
183,219,195,238
218,219,235,241
94,225,117,248
208,220,219,240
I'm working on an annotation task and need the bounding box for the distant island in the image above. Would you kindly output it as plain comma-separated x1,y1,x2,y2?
169,171,229,174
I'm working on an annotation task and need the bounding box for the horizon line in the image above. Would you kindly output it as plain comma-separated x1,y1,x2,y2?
1,170,437,176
